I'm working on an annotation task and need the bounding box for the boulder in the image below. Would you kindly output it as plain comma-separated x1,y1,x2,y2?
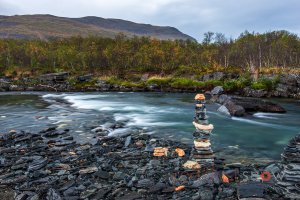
230,96,286,113
202,74,212,81
224,100,245,117
140,74,149,81
200,72,225,81
213,72,225,80
0,80,10,91
211,86,224,95
279,74,299,86
217,105,231,117
217,94,230,104
147,84,159,90
243,87,268,98
96,80,110,90
275,83,300,98
39,72,69,84
273,74,300,98
77,74,92,82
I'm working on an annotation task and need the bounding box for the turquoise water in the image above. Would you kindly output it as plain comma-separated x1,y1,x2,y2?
0,92,299,161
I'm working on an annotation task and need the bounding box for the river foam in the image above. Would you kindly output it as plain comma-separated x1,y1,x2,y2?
38,92,300,160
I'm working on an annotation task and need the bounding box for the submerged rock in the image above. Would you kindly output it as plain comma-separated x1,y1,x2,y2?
216,95,286,116
217,105,231,117
230,96,286,113
224,100,245,117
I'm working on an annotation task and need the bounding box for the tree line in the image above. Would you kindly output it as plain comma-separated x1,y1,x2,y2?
0,30,299,78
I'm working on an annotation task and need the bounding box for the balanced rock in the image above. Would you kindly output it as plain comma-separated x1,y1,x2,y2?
183,160,201,170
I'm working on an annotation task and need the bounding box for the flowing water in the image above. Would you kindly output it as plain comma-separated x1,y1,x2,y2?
0,92,299,162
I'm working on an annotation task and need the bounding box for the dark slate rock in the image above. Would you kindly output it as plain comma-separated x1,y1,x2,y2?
237,182,267,198
46,188,62,200
136,179,154,189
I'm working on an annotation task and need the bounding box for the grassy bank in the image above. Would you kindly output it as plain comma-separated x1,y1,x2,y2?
61,74,281,92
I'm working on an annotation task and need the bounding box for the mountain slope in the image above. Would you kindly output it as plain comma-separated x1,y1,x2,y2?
0,15,195,41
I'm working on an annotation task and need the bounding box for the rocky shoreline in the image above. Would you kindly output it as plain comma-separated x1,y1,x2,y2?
1,125,299,200
1,73,300,99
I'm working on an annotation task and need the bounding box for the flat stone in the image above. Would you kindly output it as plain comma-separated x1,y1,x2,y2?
91,188,111,199
113,171,126,180
148,182,166,193
198,187,214,200
192,172,221,188
79,167,98,174
137,179,154,188
46,188,62,200
237,182,266,198
124,136,132,148
28,159,48,171
94,170,110,179
80,189,97,199
115,192,142,200
183,160,201,170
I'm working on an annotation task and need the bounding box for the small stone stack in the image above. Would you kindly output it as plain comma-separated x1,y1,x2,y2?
191,94,215,170
277,134,300,199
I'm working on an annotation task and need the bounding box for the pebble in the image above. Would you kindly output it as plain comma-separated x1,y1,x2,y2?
79,167,98,174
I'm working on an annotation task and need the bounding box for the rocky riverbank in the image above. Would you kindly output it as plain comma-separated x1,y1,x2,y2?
1,125,299,199
1,73,300,99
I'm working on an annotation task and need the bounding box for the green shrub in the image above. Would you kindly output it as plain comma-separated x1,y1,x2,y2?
251,82,266,90
251,77,275,91
174,65,202,76
67,77,77,86
223,79,239,90
120,81,144,88
146,76,172,86
203,79,223,88
105,77,122,85
170,78,203,88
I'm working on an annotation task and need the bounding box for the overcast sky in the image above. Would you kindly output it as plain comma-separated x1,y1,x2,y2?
1,0,299,41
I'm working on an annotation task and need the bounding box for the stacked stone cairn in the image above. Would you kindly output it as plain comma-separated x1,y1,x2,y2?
191,94,215,170
276,134,300,199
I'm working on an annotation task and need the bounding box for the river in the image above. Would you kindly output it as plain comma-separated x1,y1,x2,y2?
0,92,299,163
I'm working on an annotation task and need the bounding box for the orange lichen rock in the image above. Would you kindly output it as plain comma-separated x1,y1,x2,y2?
195,94,205,100
175,148,185,157
175,185,185,191
183,160,201,170
153,147,168,157
222,174,229,183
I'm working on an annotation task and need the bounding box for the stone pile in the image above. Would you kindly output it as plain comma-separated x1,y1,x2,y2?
191,94,215,170
277,134,300,199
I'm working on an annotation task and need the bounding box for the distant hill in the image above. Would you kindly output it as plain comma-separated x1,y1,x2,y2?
0,14,195,41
